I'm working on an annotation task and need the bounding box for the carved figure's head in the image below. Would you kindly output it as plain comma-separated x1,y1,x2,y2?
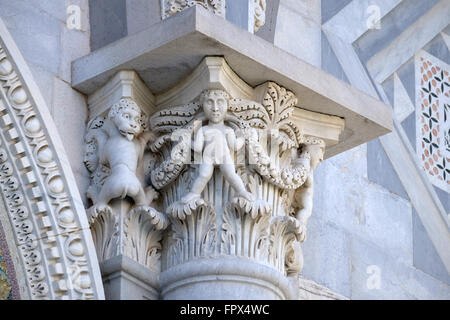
200,89,230,124
299,137,325,170
108,98,144,141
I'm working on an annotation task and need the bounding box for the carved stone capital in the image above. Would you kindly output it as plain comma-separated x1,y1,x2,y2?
84,58,344,300
144,58,339,299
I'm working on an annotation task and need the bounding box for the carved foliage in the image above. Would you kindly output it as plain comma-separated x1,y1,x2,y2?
88,207,119,262
221,199,270,262
123,206,169,272
149,102,199,190
149,82,320,278
230,82,301,151
163,201,217,270
269,216,302,276
161,0,225,19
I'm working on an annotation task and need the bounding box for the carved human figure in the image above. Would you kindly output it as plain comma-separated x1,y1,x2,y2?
87,98,155,213
181,90,254,203
293,140,325,242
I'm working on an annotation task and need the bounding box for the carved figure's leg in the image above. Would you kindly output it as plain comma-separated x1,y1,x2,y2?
132,187,148,207
220,163,254,201
182,163,214,202
95,181,116,212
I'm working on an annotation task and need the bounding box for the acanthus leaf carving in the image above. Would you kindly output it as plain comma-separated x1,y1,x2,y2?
123,206,170,272
221,198,271,261
163,201,217,269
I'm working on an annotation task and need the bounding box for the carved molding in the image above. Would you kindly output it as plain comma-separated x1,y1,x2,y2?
160,0,266,33
161,0,226,20
0,19,104,299
88,70,156,122
298,276,349,300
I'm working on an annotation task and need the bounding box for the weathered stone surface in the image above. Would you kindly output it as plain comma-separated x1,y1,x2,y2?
59,24,90,83
298,276,348,300
313,154,413,265
413,210,450,285
89,0,128,51
350,236,450,299
273,2,321,67
302,216,352,298
355,0,439,63
0,1,61,75
321,30,350,84
321,0,351,24
367,138,408,199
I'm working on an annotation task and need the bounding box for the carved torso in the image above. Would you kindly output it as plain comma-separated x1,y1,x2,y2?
102,133,140,172
201,124,235,165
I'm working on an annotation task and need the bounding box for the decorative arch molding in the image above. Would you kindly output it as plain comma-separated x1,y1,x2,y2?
0,19,104,299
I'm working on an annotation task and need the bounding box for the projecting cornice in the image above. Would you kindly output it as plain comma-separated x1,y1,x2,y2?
72,5,392,158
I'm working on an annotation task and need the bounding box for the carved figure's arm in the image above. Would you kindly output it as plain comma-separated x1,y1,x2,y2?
232,129,246,151
139,130,156,148
225,128,237,151
193,125,204,154
295,175,314,226
137,130,156,162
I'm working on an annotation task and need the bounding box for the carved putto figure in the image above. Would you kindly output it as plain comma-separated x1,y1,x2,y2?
181,90,254,204
292,138,325,242
84,98,156,217
147,81,325,275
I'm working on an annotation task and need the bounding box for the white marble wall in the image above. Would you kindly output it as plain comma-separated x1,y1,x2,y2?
0,0,91,206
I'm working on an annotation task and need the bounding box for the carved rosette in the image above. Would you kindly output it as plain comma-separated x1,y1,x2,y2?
149,82,323,280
